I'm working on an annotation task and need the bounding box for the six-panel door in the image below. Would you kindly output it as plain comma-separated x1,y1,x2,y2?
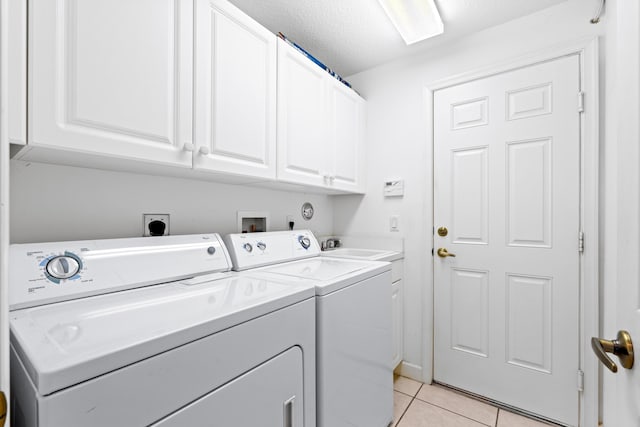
434,55,581,426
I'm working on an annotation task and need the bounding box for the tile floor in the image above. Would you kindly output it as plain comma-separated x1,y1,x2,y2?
393,375,558,427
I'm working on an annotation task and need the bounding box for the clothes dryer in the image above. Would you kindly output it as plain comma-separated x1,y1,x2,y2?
10,234,316,427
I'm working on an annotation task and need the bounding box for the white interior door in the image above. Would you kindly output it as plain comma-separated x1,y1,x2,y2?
601,1,640,424
434,55,581,425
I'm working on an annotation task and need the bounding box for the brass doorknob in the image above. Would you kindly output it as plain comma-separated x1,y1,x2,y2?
591,330,634,373
0,391,6,427
437,248,456,258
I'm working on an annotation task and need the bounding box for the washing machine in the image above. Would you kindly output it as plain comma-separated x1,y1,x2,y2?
9,234,316,427
224,230,393,427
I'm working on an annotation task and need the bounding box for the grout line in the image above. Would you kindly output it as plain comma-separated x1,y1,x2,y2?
400,385,493,427
394,384,422,426
496,408,500,427
412,399,493,426
413,384,495,426
393,388,419,398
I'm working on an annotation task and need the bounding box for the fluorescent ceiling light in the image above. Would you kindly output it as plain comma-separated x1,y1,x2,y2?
378,0,444,45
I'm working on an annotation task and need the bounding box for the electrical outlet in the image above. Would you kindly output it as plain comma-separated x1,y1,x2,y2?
143,214,170,236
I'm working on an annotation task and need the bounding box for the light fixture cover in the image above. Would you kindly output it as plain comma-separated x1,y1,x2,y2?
378,0,444,45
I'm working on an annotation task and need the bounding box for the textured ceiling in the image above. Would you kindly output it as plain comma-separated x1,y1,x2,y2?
228,0,569,77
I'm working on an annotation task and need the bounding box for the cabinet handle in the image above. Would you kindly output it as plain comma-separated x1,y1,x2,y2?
320,171,329,185
198,146,211,156
181,142,194,152
283,396,295,427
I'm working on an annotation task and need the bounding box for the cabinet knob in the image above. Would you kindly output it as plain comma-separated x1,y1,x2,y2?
198,146,211,156
181,142,194,152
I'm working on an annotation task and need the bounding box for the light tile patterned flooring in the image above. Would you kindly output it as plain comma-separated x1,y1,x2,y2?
393,375,557,427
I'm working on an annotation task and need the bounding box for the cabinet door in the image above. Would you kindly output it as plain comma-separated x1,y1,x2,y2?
328,79,365,193
194,0,276,179
30,0,193,167
391,279,403,369
152,347,304,427
277,38,329,187
9,0,27,145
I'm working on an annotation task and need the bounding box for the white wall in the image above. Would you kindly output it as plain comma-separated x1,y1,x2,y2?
10,160,334,243
334,0,610,385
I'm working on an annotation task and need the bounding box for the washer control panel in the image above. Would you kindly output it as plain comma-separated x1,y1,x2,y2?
224,230,320,271
10,234,232,310
44,253,82,282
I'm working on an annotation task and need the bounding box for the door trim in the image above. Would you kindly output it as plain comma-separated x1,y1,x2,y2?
0,0,11,413
422,36,599,427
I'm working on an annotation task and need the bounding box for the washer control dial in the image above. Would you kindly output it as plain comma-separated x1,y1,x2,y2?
46,256,80,280
298,236,311,250
256,242,266,251
243,243,253,253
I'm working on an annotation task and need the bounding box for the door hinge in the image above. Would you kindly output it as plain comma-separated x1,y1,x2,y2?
577,369,584,392
578,91,585,113
578,231,585,253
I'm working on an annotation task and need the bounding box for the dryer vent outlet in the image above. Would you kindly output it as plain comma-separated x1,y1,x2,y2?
143,214,170,237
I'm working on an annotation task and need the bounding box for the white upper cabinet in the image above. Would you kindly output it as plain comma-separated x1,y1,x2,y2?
29,0,194,167
194,0,277,179
9,0,27,145
20,0,365,192
328,78,365,193
277,39,365,193
277,38,329,188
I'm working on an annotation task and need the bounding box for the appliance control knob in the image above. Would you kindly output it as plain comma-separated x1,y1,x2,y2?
243,243,253,253
46,256,80,280
298,236,311,250
207,246,216,255
256,242,266,251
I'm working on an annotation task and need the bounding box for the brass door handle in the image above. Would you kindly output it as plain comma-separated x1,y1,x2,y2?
0,390,6,427
437,248,456,258
591,330,634,373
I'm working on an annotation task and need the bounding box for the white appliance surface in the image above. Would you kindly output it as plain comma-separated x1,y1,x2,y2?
256,256,389,296
321,247,402,262
11,273,313,395
9,233,232,310
225,230,393,427
10,234,316,427
224,229,321,271
316,270,392,427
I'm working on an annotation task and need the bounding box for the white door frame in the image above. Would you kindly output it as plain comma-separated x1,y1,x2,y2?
0,0,11,414
422,36,599,426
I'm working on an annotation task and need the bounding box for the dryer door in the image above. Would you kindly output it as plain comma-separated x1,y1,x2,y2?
152,346,303,426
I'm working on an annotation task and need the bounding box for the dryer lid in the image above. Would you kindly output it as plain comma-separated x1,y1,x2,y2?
10,274,314,395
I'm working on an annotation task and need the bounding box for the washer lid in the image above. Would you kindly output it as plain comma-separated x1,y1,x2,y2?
320,248,402,262
256,258,391,296
10,274,314,396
